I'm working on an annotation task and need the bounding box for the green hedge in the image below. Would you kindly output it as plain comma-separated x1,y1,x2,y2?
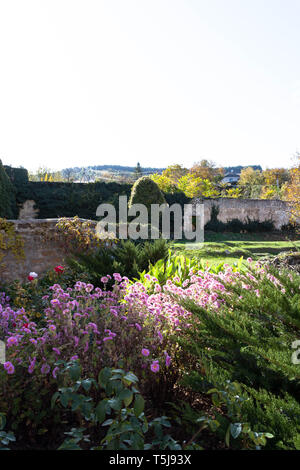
0,160,17,218
4,166,28,186
15,181,132,219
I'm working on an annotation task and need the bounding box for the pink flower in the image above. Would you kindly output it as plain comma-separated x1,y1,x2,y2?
7,336,18,347
41,363,50,375
4,361,15,374
142,348,150,357
28,357,36,374
113,273,122,283
101,276,109,284
164,352,171,367
150,361,160,373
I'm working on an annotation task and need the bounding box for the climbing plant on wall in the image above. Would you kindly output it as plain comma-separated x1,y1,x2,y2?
0,219,25,267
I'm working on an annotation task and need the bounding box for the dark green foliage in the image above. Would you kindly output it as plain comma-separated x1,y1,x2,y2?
0,160,17,218
54,360,183,450
4,166,28,186
205,204,274,232
67,239,170,286
178,266,300,449
129,176,166,212
164,191,191,207
14,181,131,219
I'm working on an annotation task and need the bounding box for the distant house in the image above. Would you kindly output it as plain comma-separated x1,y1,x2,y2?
221,171,240,185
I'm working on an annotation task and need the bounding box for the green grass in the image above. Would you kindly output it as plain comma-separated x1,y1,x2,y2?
171,231,300,266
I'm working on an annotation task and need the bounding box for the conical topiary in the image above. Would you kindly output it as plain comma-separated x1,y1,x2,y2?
129,176,166,212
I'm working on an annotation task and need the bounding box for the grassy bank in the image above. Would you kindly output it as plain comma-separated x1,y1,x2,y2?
171,232,300,266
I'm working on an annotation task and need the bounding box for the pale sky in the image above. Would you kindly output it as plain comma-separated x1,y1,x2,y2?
0,0,299,172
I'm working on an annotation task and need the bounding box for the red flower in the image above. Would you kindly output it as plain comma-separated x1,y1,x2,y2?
54,265,64,274
28,275,34,281
23,323,29,329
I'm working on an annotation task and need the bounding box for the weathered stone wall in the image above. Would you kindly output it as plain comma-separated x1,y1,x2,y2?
0,219,93,284
0,201,296,284
192,198,293,230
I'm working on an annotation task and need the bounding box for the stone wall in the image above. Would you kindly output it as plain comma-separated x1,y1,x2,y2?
192,197,292,230
0,219,94,284
0,200,295,283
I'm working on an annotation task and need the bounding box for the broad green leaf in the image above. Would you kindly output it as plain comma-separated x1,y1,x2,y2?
134,394,145,418
119,389,134,407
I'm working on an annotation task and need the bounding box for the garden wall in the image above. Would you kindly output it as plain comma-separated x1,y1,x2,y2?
193,197,292,230
0,219,94,284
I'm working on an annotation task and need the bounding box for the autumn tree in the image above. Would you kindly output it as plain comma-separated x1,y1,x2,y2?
238,167,264,198
177,174,220,198
162,164,188,183
283,154,300,226
190,159,221,182
150,173,179,194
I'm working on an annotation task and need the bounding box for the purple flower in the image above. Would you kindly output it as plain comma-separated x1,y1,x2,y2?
113,273,122,283
52,367,59,379
28,357,36,374
150,361,160,373
101,276,108,284
142,348,150,357
41,363,50,375
4,361,15,375
7,336,18,347
164,352,171,367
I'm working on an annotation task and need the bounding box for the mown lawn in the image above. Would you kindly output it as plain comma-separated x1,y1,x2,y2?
171,231,300,266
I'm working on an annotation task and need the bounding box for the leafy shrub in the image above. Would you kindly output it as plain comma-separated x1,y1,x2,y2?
139,252,243,286
53,360,182,450
67,239,170,286
173,381,273,450
0,274,178,438
129,176,166,212
0,413,16,450
178,262,300,448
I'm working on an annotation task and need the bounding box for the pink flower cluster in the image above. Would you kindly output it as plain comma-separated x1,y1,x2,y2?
0,263,285,382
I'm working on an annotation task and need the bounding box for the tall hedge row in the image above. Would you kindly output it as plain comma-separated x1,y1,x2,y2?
15,181,132,219
2,165,191,220
0,160,17,218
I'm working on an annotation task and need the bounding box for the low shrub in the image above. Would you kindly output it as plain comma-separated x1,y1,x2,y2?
178,261,300,449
